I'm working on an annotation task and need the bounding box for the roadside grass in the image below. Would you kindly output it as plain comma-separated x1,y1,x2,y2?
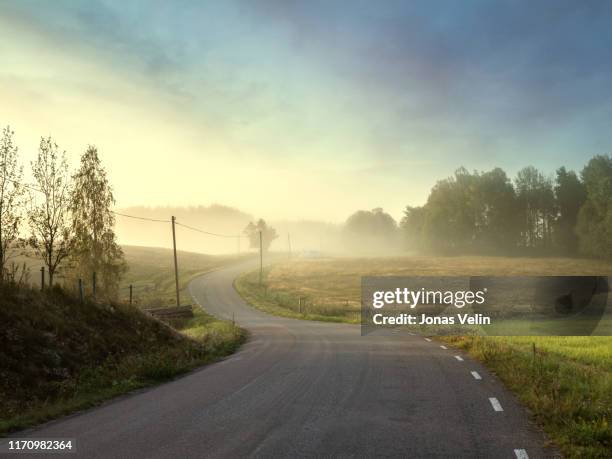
1,247,249,436
123,245,250,358
441,335,611,458
235,255,612,458
235,269,359,323
174,308,244,352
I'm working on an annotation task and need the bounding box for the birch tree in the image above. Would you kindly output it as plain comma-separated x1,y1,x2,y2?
70,146,125,297
0,126,24,282
28,137,73,285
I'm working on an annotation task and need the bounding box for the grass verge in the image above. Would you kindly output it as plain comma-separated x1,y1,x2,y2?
235,269,359,323
441,336,611,458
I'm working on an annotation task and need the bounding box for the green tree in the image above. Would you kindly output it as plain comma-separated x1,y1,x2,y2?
414,167,519,254
244,219,278,252
422,176,465,252
421,168,480,253
28,137,73,286
476,168,520,252
344,208,398,254
514,166,555,250
400,206,425,250
70,146,126,298
576,155,612,259
0,126,24,282
553,167,586,255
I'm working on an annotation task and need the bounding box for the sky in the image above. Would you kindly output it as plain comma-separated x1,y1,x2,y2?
1,0,612,223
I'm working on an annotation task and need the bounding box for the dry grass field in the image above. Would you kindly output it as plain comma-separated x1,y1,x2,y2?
268,255,612,291
237,255,612,323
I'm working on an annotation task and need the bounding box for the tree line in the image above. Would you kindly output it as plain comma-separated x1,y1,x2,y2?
400,156,612,259
340,155,610,260
0,126,125,296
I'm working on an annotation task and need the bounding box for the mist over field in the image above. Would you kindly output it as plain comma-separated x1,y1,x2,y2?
115,205,345,255
115,205,253,254
115,205,404,256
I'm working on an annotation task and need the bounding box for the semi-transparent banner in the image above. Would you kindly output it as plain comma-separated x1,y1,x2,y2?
361,276,611,336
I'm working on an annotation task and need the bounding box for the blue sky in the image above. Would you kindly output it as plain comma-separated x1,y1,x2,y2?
1,0,611,221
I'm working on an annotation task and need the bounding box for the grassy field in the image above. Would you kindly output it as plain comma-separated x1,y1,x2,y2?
121,245,251,307
7,245,250,307
235,255,612,458
1,246,250,435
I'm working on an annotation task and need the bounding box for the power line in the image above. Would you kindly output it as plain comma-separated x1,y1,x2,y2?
175,221,243,239
110,215,246,240
112,211,170,223
3,175,166,223
0,175,43,194
2,174,244,237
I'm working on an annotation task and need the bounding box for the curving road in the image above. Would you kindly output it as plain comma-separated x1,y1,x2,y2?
7,260,556,458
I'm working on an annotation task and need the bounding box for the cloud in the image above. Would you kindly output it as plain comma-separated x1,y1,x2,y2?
2,0,611,221
242,0,612,144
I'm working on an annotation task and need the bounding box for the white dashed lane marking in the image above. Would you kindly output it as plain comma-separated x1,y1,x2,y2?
454,356,464,361
489,397,504,412
424,338,432,342
471,371,482,380
514,449,529,459
440,345,448,350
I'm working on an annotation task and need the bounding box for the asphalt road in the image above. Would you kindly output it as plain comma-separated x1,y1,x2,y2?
6,260,556,458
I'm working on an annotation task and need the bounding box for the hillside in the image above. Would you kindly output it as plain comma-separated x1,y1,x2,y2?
0,283,244,434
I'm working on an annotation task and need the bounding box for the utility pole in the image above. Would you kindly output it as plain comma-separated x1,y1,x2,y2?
78,279,84,303
287,232,292,259
259,230,263,286
40,267,45,291
171,216,180,307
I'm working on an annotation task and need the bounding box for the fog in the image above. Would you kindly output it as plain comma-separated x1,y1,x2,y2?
115,205,253,255
115,205,403,257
